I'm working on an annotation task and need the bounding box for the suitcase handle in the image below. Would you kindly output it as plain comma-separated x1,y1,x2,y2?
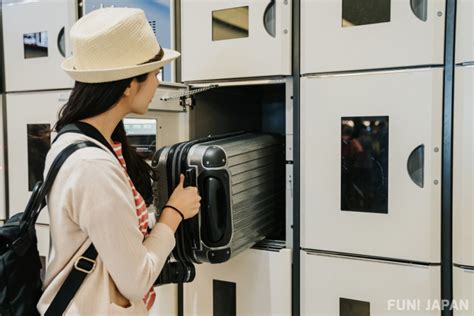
204,177,226,243
201,175,232,246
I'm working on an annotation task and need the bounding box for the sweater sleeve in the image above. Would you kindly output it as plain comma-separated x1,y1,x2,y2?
69,158,175,301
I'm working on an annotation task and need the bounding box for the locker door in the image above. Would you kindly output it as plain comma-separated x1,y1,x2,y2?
453,66,474,267
0,96,6,220
301,69,443,262
184,248,291,316
453,266,474,315
456,0,474,64
6,90,69,224
301,251,440,316
2,0,76,92
181,0,291,82
301,0,445,74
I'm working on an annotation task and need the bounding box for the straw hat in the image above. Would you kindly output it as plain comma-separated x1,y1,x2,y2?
62,7,180,83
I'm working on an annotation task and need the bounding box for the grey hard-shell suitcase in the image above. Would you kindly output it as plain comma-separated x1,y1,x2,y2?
151,132,285,265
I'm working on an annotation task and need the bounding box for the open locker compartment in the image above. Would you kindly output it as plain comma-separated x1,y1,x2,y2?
301,251,440,316
453,265,474,315
301,68,443,263
186,78,292,248
184,248,291,316
453,65,474,267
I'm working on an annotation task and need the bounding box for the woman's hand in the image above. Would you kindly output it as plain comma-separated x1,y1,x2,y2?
166,174,201,220
158,174,201,232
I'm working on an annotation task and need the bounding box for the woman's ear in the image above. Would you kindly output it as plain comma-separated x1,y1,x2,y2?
123,86,131,97
124,79,138,97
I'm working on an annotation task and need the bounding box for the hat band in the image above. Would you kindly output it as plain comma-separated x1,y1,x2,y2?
139,47,165,65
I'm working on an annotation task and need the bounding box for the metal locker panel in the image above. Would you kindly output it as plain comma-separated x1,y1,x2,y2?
181,0,291,82
286,164,293,248
0,96,6,220
6,90,69,224
301,0,445,74
301,69,443,262
286,77,294,135
150,284,178,316
151,111,189,147
2,0,76,92
184,248,291,316
456,0,474,64
301,252,440,316
453,266,474,315
83,0,176,82
453,66,474,266
148,83,187,112
286,134,293,161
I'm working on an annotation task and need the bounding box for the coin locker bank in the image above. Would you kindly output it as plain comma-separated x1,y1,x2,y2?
0,0,471,315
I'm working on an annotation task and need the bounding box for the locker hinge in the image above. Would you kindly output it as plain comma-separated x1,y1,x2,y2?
159,84,219,110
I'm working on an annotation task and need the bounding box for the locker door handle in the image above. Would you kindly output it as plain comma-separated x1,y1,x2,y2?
407,144,424,188
57,27,66,57
263,0,276,37
410,0,428,21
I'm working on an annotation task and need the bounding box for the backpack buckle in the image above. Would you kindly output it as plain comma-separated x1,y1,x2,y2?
74,256,96,274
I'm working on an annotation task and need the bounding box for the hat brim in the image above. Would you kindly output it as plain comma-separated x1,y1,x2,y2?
62,48,180,83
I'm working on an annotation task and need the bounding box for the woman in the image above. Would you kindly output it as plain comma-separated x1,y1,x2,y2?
37,7,200,315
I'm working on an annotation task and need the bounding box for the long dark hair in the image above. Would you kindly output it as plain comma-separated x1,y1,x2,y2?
54,73,155,205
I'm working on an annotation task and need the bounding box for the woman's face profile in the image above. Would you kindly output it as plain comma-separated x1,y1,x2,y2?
126,70,161,115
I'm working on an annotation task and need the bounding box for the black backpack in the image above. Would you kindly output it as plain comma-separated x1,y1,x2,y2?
0,140,101,316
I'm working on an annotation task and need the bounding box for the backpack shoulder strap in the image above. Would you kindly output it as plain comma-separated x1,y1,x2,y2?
35,141,102,315
45,243,97,316
53,122,117,158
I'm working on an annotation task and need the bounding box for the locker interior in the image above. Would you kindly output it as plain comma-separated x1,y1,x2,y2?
184,81,291,244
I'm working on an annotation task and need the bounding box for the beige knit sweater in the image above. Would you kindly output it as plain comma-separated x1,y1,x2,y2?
37,132,176,315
